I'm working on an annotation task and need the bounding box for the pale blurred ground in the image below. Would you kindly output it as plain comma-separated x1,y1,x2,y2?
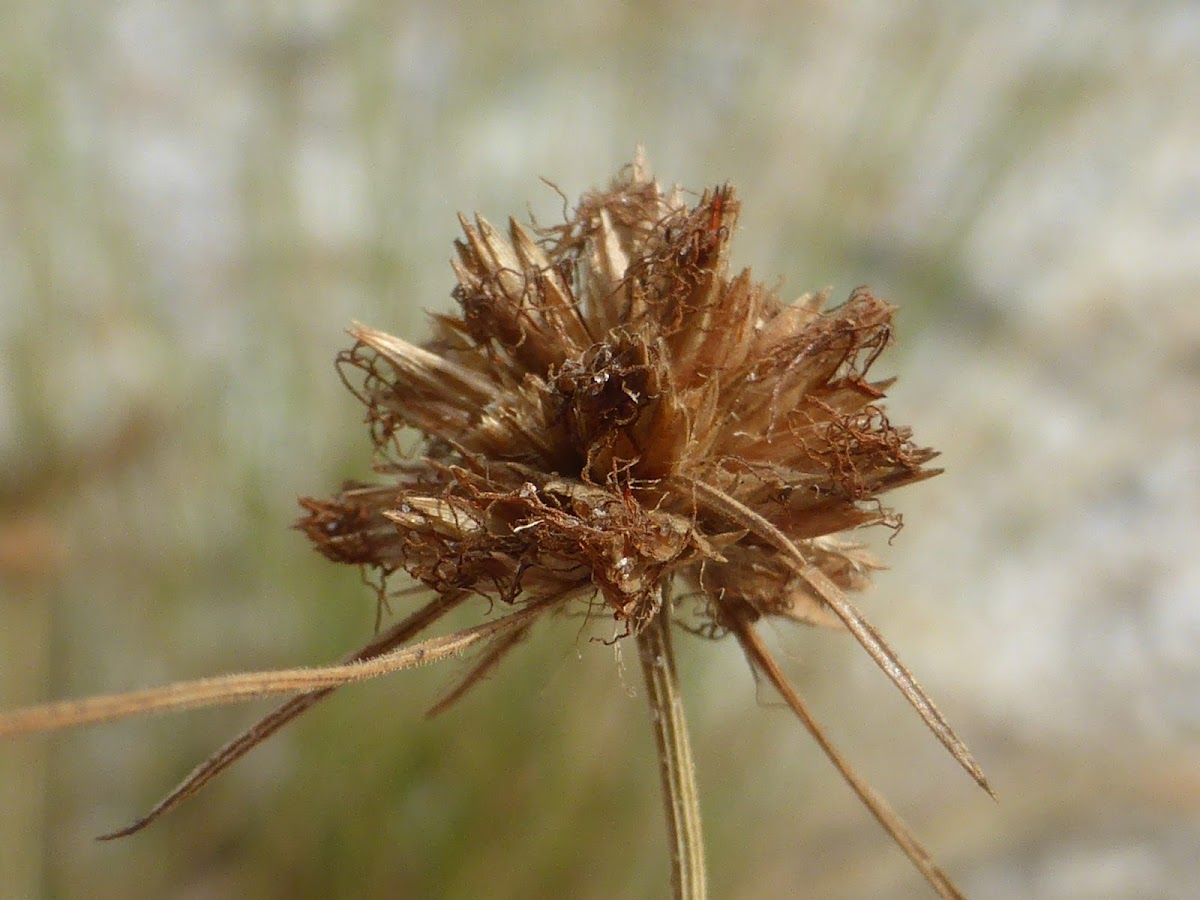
1,3,1198,899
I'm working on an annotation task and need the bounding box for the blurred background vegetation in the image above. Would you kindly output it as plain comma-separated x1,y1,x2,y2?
1,2,1197,898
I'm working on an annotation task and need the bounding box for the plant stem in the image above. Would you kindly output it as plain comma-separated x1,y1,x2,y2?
637,588,707,900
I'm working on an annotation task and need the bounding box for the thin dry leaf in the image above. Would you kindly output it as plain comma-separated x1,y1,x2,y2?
99,589,471,838
734,619,965,900
0,595,551,738
688,477,991,796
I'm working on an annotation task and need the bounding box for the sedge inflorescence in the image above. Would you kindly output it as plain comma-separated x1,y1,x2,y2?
298,158,935,639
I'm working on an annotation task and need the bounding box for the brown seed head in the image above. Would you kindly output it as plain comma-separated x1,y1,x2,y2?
297,156,939,634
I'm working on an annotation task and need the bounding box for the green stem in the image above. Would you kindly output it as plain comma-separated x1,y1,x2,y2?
637,588,707,900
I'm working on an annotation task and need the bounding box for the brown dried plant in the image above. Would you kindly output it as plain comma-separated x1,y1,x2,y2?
0,154,989,899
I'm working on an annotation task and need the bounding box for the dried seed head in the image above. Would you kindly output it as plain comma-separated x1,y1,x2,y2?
299,159,939,634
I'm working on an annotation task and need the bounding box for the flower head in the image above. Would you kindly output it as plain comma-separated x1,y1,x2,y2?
299,156,937,638
290,155,987,896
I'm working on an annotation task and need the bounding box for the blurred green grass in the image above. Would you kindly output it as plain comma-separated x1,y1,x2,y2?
3,3,1198,898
